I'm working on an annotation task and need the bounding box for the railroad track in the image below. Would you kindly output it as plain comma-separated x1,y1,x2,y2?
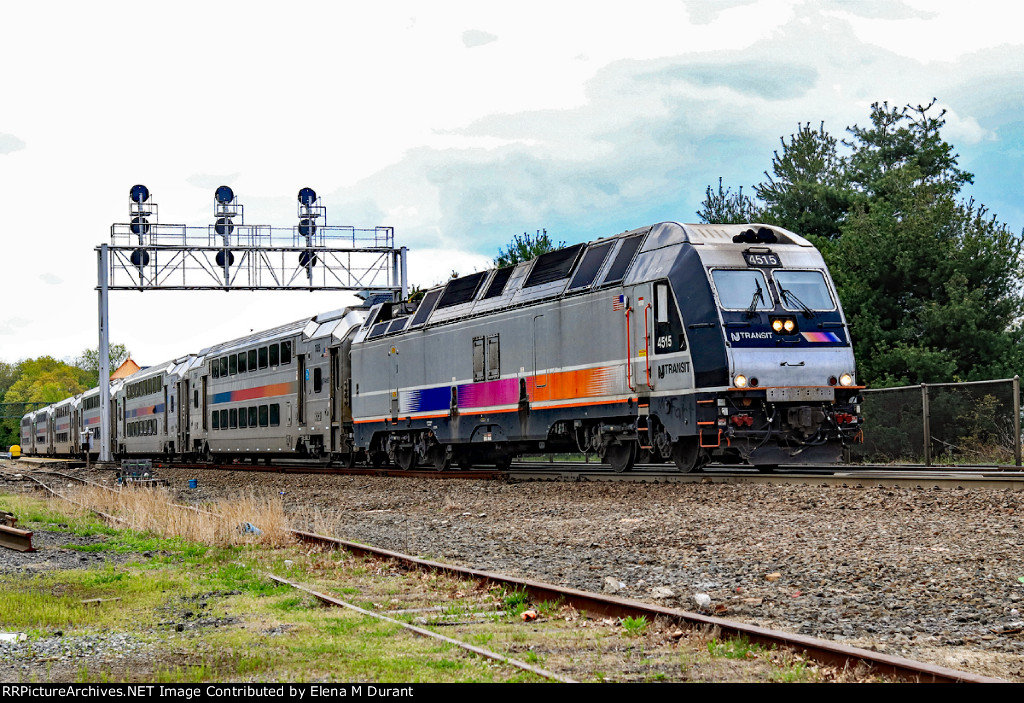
18,468,1005,683
15,455,1024,486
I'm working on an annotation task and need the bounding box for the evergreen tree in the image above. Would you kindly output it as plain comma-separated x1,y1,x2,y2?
830,101,1022,386
696,178,761,224
495,229,564,267
754,122,851,240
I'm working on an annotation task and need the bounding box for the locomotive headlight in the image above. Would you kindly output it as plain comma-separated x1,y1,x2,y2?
839,373,854,387
733,374,748,388
783,319,795,333
772,319,784,333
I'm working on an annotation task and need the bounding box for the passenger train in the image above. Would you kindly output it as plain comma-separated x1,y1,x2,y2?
21,222,863,472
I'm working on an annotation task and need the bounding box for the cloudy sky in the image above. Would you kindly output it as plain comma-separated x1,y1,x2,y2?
1,0,1022,366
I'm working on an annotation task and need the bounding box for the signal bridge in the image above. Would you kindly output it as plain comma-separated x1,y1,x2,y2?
95,184,408,462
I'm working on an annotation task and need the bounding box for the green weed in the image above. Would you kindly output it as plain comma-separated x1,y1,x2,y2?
621,615,648,638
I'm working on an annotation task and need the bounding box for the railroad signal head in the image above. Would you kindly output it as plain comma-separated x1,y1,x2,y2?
130,216,151,235
298,187,317,206
215,185,234,204
215,218,234,236
299,218,316,237
130,184,150,203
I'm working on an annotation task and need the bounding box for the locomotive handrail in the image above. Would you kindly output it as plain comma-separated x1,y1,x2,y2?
624,304,634,392
644,302,652,388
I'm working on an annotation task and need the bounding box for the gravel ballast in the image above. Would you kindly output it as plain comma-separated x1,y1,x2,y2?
7,464,1024,681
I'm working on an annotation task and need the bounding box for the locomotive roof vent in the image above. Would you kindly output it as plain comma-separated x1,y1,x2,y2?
732,227,778,244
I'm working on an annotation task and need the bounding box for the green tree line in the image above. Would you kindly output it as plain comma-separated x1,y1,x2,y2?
699,99,1023,388
0,345,129,447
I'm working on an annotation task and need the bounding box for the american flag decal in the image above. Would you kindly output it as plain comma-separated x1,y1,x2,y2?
612,294,625,311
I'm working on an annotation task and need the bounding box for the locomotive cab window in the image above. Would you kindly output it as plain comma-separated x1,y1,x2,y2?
710,269,773,311
654,282,687,354
772,270,836,312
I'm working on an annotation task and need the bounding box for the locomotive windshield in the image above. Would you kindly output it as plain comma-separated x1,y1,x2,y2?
773,270,835,311
710,269,773,310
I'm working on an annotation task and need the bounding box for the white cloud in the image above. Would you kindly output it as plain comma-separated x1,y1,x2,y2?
462,30,497,48
0,133,25,155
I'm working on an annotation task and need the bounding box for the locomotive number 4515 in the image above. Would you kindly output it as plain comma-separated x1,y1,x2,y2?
743,252,781,267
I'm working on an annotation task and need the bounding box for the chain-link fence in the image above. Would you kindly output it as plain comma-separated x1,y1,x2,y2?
850,377,1021,466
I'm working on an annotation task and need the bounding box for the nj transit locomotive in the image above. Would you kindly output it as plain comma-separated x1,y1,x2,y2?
22,222,862,472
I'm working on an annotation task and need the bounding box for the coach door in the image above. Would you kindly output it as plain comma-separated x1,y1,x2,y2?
329,347,340,451
201,375,208,432
177,379,190,453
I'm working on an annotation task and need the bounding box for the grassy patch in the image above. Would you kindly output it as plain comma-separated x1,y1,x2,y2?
707,635,765,659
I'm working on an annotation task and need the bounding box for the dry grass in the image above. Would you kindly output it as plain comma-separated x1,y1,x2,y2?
66,484,295,547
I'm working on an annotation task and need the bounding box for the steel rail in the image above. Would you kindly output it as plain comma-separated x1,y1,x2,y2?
288,529,1004,683
267,574,577,683
0,524,34,552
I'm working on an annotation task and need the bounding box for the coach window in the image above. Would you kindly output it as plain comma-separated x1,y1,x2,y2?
220,409,228,429
229,408,238,429
237,353,246,373
259,347,268,369
281,341,292,364
229,355,237,375
220,357,229,377
270,404,280,427
249,406,258,427
238,407,247,428
194,390,199,408
259,405,269,427
269,344,279,366
211,362,219,379
248,349,258,371
313,368,322,393
212,411,220,430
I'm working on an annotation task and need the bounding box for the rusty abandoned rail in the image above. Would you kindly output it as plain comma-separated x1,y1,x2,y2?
0,523,34,552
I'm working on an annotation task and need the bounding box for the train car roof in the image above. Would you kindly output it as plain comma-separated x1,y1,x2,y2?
199,318,309,357
354,221,811,343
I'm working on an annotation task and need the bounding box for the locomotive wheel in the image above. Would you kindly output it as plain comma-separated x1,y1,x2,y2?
605,442,637,473
671,438,701,473
491,450,513,471
429,445,450,472
394,447,416,471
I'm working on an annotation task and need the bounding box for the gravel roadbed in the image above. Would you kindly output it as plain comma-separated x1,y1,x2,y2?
10,464,1024,681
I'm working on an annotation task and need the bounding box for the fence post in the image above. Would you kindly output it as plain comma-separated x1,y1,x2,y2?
1014,375,1021,467
921,383,931,467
